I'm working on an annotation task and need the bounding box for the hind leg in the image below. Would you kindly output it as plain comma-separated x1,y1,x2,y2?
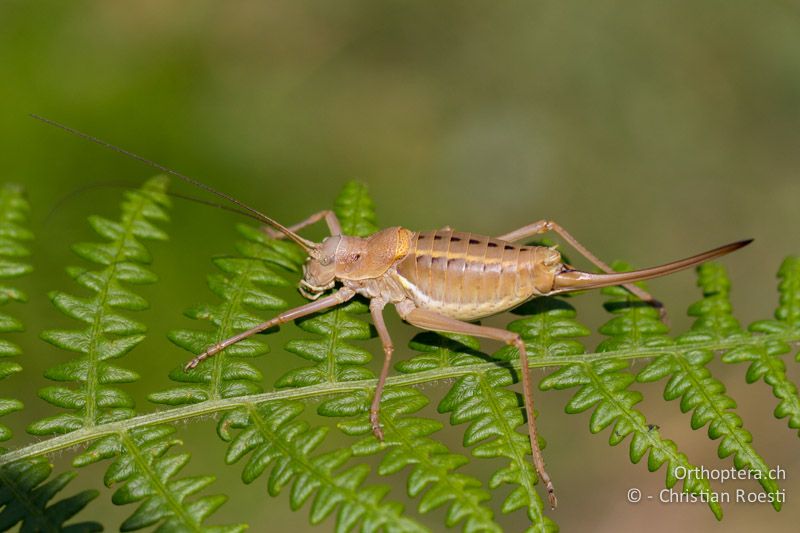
395,301,557,509
498,219,663,314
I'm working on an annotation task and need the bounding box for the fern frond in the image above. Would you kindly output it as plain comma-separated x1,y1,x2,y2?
149,230,295,405
0,457,101,533
4,179,799,530
74,426,244,532
339,383,501,532
30,176,170,435
281,182,498,530
638,262,780,510
0,186,103,532
537,290,723,519
333,182,378,238
0,184,32,441
25,177,242,531
278,299,374,399
218,402,426,532
275,181,377,393
398,330,553,533
727,257,800,436
270,182,440,529
276,181,376,404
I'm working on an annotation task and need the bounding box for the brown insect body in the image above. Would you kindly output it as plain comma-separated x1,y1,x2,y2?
324,229,563,320
311,227,746,323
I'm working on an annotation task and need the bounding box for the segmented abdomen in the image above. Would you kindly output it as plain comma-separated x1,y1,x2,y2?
393,230,557,320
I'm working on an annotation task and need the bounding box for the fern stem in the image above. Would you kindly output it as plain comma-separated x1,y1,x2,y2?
672,354,779,506
476,372,548,531
83,192,152,426
210,259,257,401
377,409,500,530
244,404,426,532
3,330,798,467
118,430,203,531
325,307,345,383
583,360,724,517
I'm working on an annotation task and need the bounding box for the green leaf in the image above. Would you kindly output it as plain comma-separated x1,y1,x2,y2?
0,457,101,532
340,386,501,532
31,177,170,435
334,181,378,237
0,184,32,442
403,326,555,532
219,402,426,532
733,258,800,437
150,235,295,405
535,283,723,520
74,426,245,532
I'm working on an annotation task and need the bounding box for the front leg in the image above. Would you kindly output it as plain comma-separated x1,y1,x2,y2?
184,288,355,370
395,301,557,509
498,219,663,315
262,209,342,239
368,298,394,441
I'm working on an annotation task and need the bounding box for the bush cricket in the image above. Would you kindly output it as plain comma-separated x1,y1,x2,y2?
33,114,752,509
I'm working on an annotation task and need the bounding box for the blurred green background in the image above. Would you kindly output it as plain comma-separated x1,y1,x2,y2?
2,0,800,531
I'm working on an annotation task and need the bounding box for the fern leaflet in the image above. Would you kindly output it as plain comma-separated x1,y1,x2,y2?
397,330,554,532
75,426,244,532
536,289,722,519
0,457,101,533
149,230,294,405
219,402,425,532
27,177,242,531
31,177,170,434
726,257,800,436
0,184,32,441
638,262,781,510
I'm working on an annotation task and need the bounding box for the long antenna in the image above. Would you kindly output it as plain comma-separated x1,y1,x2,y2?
45,180,273,227
30,114,316,252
